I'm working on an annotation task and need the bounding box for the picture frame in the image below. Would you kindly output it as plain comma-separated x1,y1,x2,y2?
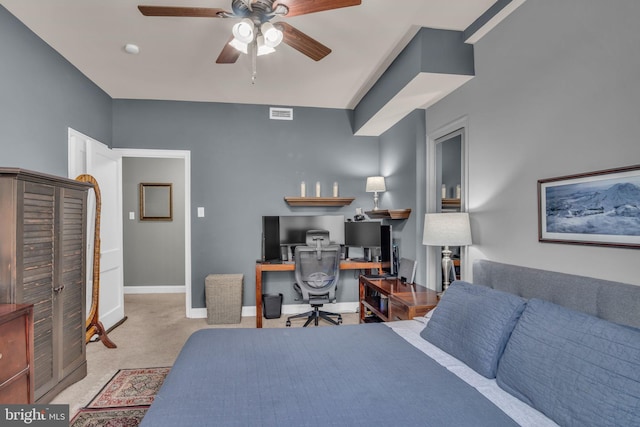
538,165,640,248
140,183,173,221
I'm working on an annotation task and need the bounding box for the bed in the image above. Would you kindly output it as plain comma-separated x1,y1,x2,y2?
140,260,640,427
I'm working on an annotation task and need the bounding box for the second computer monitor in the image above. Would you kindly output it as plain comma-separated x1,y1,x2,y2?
344,221,381,248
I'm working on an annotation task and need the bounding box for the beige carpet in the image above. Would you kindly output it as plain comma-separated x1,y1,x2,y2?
51,293,359,415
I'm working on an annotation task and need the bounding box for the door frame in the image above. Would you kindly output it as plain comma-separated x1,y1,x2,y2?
113,148,193,318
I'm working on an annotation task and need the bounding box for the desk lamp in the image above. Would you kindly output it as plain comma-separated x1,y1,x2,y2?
422,213,472,292
366,176,386,211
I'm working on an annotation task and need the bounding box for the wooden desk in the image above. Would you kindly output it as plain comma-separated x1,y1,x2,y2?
359,276,439,323
255,260,382,328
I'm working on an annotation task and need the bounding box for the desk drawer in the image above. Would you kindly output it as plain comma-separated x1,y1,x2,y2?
0,315,28,384
389,298,410,321
389,298,435,321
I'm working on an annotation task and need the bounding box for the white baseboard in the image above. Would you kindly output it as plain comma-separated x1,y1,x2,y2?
124,286,186,294
189,302,360,319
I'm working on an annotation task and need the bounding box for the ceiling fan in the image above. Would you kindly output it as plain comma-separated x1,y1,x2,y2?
138,0,362,73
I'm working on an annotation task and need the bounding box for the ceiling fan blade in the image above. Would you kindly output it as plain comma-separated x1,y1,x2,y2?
138,6,228,18
216,37,241,64
273,0,361,17
277,22,331,61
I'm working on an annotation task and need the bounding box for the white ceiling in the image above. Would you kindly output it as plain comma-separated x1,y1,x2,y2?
2,0,498,110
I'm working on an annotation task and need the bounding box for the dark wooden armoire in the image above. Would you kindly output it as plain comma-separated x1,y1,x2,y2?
0,168,91,403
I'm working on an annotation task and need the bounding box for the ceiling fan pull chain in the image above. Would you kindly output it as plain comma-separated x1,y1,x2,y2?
251,40,258,84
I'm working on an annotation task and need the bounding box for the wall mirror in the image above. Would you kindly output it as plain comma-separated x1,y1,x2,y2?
427,119,468,291
140,183,173,221
435,130,464,289
436,132,463,213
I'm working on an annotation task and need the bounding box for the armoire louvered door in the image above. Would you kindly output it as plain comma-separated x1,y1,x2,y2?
21,180,56,399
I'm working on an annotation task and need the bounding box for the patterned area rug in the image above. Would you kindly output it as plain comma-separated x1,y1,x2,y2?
70,367,170,427
70,407,149,427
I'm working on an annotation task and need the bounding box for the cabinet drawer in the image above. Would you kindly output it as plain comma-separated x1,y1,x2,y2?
0,373,30,404
0,316,28,384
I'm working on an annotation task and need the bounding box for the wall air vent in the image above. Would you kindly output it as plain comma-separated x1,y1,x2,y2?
269,107,293,120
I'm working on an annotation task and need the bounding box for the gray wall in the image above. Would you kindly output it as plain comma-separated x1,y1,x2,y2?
379,110,427,284
111,100,384,307
0,6,112,176
426,0,640,286
122,157,186,287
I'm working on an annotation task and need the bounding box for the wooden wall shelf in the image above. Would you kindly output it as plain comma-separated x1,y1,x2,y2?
442,198,461,210
284,197,355,207
365,209,412,220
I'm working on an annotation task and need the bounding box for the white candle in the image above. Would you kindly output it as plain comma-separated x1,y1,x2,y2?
441,184,447,199
456,184,461,199
300,181,306,197
315,182,321,197
333,182,338,197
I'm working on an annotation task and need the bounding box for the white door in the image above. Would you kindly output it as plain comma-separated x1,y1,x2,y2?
68,128,125,331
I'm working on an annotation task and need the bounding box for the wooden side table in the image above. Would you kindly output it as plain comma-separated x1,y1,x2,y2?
359,276,439,323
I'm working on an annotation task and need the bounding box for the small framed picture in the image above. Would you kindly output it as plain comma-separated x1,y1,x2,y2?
140,183,173,221
538,165,640,248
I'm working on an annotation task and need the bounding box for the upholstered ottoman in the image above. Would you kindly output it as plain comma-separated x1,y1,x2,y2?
205,274,243,324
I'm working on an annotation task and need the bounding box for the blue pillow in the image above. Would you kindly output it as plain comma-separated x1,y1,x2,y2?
497,298,640,427
420,281,526,378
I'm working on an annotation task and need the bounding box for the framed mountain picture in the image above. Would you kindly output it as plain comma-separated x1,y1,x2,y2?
538,165,640,248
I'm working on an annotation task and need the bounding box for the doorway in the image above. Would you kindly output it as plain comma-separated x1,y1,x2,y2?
114,148,193,317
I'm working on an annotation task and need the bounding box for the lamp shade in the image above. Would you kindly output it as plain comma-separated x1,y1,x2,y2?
256,35,276,56
228,37,249,54
232,18,255,44
261,22,283,48
422,213,472,247
366,176,386,193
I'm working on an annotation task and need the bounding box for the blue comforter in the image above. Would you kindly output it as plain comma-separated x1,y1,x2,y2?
141,324,519,427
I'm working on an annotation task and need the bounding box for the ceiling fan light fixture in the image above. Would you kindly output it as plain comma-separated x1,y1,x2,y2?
261,22,283,48
232,18,255,44
256,35,276,56
229,37,248,54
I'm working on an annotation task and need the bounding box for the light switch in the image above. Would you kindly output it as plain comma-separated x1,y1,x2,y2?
197,207,205,218
129,212,135,220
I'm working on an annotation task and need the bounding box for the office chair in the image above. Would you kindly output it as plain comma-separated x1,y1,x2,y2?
286,230,343,327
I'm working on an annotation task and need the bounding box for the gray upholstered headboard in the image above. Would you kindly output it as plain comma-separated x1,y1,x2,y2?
472,259,640,329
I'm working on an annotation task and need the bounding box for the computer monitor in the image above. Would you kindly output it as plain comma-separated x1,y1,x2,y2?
344,221,381,248
278,215,345,245
380,224,394,275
